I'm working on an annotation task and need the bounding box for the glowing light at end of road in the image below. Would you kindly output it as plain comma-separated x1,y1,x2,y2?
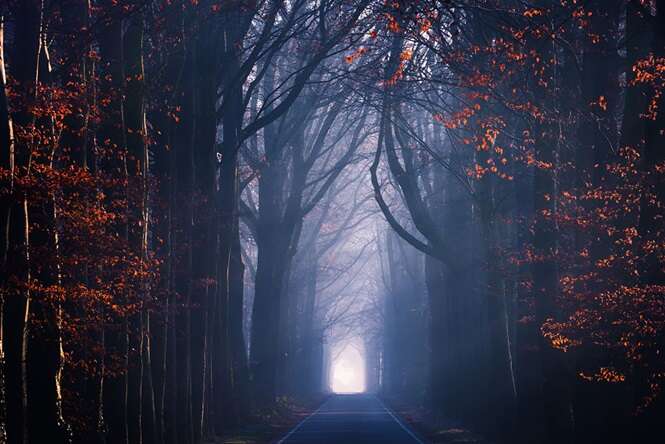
330,344,366,394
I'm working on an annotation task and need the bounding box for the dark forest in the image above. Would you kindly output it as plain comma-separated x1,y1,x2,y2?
0,1,664,443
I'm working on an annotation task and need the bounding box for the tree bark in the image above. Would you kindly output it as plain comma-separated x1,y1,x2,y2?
0,15,13,441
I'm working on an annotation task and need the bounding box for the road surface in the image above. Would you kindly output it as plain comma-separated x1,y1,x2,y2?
277,394,425,443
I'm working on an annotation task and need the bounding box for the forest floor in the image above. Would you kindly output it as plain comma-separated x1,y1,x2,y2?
212,395,327,443
383,398,494,444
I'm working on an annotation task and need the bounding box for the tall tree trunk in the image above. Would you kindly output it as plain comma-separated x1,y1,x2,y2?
530,13,574,443
298,249,318,397
250,223,290,405
248,66,287,407
193,17,221,440
98,4,129,442
4,2,42,442
228,225,248,421
424,254,447,418
478,153,516,435
0,15,13,441
123,11,149,444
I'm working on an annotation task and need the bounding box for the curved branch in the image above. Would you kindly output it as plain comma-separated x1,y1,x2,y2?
370,116,439,260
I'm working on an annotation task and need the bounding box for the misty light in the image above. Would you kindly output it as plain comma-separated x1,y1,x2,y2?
330,344,366,394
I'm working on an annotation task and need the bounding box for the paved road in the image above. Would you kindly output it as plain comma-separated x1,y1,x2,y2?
277,394,425,443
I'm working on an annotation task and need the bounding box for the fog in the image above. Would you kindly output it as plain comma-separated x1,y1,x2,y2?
1,1,663,444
